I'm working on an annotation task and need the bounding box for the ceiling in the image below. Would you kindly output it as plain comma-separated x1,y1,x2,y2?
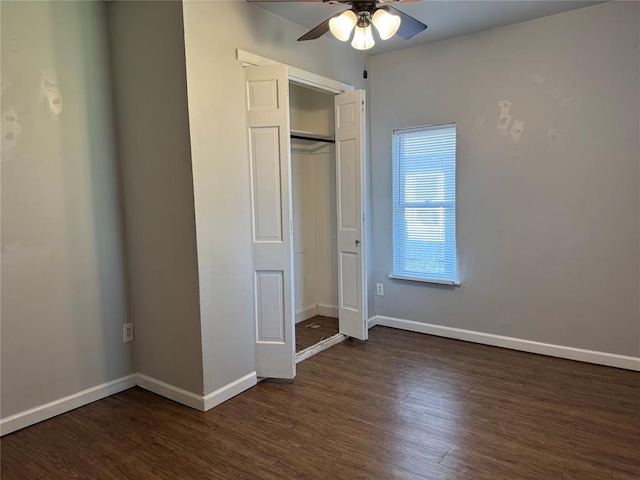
250,0,604,55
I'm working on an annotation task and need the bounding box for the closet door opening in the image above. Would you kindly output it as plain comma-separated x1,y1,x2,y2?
245,58,366,377
289,84,342,355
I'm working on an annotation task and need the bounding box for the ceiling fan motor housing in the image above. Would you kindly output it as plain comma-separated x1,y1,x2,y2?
330,0,380,15
297,0,427,43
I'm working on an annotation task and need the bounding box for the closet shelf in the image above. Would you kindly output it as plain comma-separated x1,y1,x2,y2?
290,130,335,144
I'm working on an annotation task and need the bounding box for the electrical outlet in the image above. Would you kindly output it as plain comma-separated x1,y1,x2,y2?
376,283,384,296
123,323,134,343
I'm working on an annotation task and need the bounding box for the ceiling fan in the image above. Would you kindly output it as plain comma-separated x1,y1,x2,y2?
252,0,428,51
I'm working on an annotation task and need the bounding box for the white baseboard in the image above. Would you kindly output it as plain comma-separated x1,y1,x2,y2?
137,372,257,412
0,374,136,436
204,372,257,411
373,316,640,371
295,304,318,324
367,316,378,329
317,304,338,318
136,373,205,411
296,304,339,322
2,370,258,436
296,333,347,363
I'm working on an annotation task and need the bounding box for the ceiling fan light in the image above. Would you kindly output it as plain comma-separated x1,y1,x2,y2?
329,10,358,42
351,24,375,50
372,9,401,40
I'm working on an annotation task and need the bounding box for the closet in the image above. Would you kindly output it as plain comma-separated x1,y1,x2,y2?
243,61,366,379
289,84,339,352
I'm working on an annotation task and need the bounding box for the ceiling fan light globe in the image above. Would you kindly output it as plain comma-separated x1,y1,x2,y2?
372,9,401,40
351,24,375,50
329,10,358,42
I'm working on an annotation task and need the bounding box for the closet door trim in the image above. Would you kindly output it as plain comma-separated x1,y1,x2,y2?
236,49,354,95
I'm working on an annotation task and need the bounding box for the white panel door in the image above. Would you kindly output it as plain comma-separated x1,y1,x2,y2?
335,90,367,340
245,65,296,379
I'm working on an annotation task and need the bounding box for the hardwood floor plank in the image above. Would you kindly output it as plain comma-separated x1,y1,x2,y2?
2,326,638,479
296,315,339,352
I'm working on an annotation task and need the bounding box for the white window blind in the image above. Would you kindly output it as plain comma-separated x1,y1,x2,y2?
392,123,458,284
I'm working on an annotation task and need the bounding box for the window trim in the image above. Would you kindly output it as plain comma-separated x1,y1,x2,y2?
391,122,459,286
388,274,461,286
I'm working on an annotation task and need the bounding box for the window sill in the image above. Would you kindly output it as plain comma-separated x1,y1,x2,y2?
388,274,460,286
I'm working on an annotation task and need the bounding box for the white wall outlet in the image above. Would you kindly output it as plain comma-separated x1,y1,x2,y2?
123,323,134,343
376,283,384,296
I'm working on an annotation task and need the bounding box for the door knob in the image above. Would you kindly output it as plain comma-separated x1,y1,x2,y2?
355,240,360,246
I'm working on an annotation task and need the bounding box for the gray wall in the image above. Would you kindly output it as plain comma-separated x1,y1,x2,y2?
107,1,203,394
1,1,133,418
181,0,369,395
370,1,640,356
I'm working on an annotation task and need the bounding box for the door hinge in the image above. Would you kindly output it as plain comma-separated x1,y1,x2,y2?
290,219,293,236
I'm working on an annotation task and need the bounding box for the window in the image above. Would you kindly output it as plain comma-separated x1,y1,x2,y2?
391,123,458,285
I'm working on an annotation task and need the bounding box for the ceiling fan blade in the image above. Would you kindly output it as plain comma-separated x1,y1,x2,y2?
297,12,343,41
385,5,427,40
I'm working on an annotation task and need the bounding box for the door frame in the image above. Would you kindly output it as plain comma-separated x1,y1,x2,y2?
236,50,354,94
238,50,367,363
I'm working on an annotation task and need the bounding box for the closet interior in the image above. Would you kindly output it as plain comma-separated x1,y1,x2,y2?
289,83,340,353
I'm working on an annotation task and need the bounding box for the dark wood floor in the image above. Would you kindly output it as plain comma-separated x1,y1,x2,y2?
2,326,639,479
295,315,339,352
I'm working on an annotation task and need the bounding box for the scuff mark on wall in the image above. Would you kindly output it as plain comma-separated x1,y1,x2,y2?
11,39,23,54
533,72,546,84
510,119,525,143
549,85,582,109
497,100,511,135
498,101,525,144
560,94,581,109
1,107,22,161
40,69,63,117
547,128,564,148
